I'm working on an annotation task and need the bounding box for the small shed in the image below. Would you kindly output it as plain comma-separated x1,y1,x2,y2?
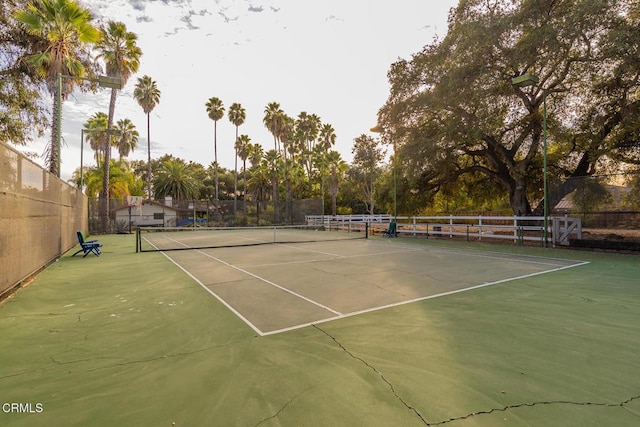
114,200,179,228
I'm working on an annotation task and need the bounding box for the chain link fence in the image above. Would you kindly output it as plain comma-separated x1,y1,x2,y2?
549,174,640,245
88,198,322,234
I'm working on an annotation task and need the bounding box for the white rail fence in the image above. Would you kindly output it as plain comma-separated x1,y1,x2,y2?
306,215,582,246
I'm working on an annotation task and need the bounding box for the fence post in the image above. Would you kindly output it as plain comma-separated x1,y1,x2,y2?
449,215,453,238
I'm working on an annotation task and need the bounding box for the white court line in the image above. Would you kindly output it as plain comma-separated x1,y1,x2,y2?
191,249,343,316
369,239,584,268
146,234,590,336
142,235,266,335
158,251,265,336
156,235,343,317
261,260,591,336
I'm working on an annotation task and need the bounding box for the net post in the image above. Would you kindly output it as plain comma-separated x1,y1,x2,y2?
365,222,369,239
135,226,140,252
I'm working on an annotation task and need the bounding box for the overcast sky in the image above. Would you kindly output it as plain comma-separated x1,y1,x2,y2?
26,0,458,181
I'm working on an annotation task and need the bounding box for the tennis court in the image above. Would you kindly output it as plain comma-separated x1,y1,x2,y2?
140,226,588,335
1,234,639,426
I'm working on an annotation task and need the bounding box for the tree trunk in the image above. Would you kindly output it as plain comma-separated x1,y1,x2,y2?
272,174,280,224
243,159,247,216
49,92,60,176
234,127,238,215
147,112,152,200
101,89,117,232
508,176,532,216
214,121,219,220
331,188,338,216
369,174,375,215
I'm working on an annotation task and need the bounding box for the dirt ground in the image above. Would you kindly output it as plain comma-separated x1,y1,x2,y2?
582,228,640,241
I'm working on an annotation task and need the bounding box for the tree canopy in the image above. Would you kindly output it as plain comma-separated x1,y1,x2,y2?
379,0,640,215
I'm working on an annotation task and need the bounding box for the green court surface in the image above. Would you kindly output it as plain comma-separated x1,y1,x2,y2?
1,235,639,426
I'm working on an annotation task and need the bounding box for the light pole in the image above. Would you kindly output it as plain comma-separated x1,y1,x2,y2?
512,73,548,247
370,125,397,222
80,128,85,190
56,73,123,178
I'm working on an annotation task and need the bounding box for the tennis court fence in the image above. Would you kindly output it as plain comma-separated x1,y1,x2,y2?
89,198,323,234
307,215,582,247
0,143,87,297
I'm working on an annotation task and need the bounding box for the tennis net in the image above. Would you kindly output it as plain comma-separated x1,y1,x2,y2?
135,223,368,252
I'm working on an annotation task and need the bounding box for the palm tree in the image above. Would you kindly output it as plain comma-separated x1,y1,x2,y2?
235,134,251,214
296,112,321,193
278,114,296,222
247,162,271,225
318,123,336,151
84,112,109,166
264,149,281,223
14,0,102,176
263,102,285,221
248,143,264,168
205,97,225,217
95,20,141,231
153,158,201,201
263,102,284,153
82,159,141,199
228,102,246,215
133,75,161,199
113,118,138,159
316,123,337,210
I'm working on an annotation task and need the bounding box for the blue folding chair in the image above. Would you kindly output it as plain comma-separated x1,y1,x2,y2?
381,222,398,237
72,231,103,257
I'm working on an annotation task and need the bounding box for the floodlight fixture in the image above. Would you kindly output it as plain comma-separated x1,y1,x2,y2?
511,73,539,88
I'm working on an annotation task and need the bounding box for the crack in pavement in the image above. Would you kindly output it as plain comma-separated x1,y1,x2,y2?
428,395,640,425
254,396,296,427
254,390,312,427
313,325,429,425
313,325,640,426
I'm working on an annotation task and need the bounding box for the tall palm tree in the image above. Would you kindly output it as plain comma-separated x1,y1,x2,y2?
316,123,337,208
247,162,271,225
263,102,284,221
296,112,321,193
263,102,284,153
264,149,281,223
279,114,296,222
228,102,246,215
133,75,161,199
113,118,138,159
235,134,251,214
318,123,336,151
205,97,225,217
14,0,102,176
95,20,141,231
